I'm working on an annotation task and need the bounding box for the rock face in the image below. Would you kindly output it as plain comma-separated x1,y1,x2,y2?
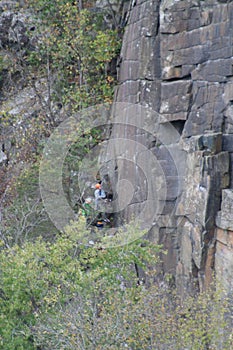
113,0,233,293
96,0,130,28
215,190,233,291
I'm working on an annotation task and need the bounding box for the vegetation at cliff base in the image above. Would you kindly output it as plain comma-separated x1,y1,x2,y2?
0,221,232,350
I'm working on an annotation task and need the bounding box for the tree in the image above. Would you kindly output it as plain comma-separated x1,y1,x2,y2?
25,0,121,112
1,219,232,349
0,0,121,246
0,221,161,349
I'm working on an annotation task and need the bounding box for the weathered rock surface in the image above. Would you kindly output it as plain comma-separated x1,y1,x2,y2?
113,0,233,293
215,228,233,291
216,190,233,231
96,0,130,28
0,9,31,48
0,150,7,163
215,190,233,290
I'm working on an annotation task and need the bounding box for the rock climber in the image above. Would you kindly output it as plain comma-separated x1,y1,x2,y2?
94,183,106,210
82,197,95,226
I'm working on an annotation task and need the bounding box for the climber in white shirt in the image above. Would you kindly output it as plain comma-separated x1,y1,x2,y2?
94,183,106,210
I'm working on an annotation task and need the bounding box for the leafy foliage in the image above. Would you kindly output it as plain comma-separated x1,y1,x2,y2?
25,0,120,111
1,220,232,349
33,282,233,350
0,0,120,212
0,222,161,349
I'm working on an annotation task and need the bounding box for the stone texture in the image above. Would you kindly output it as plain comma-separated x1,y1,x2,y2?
0,10,31,48
116,0,160,110
159,227,177,275
160,81,192,121
0,150,7,163
216,189,233,230
183,82,225,137
215,228,233,291
191,58,233,82
0,11,14,46
96,0,130,28
113,0,233,293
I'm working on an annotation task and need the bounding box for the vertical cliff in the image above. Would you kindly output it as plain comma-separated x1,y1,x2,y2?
113,0,233,294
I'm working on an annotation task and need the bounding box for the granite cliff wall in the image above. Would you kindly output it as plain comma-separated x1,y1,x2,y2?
113,0,233,294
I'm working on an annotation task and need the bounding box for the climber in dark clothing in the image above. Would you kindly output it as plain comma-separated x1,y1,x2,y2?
82,197,95,226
